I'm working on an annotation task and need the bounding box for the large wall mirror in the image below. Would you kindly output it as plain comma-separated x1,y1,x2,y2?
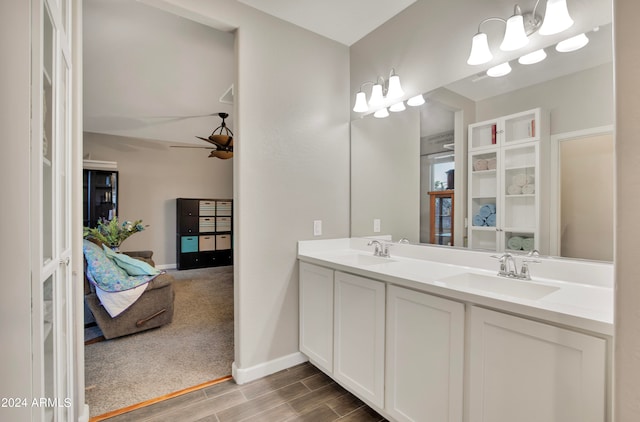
351,19,613,262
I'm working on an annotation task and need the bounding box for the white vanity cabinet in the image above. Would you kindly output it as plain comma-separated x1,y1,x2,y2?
386,285,465,422
468,306,607,422
299,262,334,374
334,271,386,408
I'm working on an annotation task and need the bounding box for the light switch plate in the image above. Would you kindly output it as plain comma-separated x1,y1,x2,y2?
313,220,322,236
373,219,381,233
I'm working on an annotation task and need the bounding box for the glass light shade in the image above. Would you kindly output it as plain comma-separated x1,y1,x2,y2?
407,94,425,107
555,33,589,52
374,107,389,118
500,14,529,51
386,74,405,99
518,49,547,64
389,101,406,112
369,83,384,107
486,62,512,77
467,32,492,65
539,0,574,35
353,91,369,112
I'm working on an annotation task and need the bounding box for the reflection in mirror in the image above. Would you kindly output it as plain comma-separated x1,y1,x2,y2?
351,23,613,262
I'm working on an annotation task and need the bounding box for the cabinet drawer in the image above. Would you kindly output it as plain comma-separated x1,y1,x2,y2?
216,216,232,232
178,199,199,216
216,201,232,216
199,217,215,233
199,235,215,251
199,200,216,216
179,216,199,234
216,234,231,250
181,236,198,253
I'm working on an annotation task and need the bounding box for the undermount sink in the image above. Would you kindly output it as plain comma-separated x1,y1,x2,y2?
438,272,560,300
334,253,396,266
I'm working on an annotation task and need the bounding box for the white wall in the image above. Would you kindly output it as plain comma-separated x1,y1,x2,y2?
0,2,34,420
83,132,233,266
142,0,351,377
351,110,421,241
476,63,614,134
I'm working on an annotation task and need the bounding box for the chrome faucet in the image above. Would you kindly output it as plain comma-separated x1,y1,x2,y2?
368,240,391,258
397,238,410,244
493,252,540,280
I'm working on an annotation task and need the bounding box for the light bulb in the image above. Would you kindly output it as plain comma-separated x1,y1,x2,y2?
386,74,404,99
407,94,425,107
500,13,529,51
369,84,384,107
353,91,368,112
487,62,512,77
539,0,574,35
467,32,492,65
374,108,389,118
518,49,547,65
389,101,406,112
555,33,589,52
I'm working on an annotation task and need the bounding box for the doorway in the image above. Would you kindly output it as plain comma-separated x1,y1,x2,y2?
550,127,614,260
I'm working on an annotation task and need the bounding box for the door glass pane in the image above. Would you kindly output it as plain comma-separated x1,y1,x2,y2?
43,275,55,405
59,61,69,250
43,9,54,264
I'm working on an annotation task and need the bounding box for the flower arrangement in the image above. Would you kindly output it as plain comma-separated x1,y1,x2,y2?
83,217,148,249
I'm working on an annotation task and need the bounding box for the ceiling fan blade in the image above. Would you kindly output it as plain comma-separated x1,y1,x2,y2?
170,145,216,149
209,150,233,159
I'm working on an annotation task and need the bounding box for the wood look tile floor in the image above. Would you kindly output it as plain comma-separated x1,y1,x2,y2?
100,362,387,422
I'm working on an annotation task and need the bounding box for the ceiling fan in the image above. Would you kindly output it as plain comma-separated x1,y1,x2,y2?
171,112,234,159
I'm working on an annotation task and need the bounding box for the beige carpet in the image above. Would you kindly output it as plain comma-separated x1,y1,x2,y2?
84,266,234,417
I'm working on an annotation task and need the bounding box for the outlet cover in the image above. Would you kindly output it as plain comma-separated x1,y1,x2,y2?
373,219,381,233
313,220,322,236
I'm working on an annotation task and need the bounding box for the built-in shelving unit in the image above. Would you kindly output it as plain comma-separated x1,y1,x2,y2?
468,108,548,253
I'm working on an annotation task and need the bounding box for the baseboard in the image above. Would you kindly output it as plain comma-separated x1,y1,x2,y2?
77,403,90,422
156,263,177,271
232,352,308,385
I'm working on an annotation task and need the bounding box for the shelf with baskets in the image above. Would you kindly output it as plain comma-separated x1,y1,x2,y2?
176,198,233,270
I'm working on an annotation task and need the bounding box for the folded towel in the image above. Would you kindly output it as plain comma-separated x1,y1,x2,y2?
527,174,535,184
522,237,535,251
474,159,488,171
507,236,523,250
522,184,535,194
479,203,496,217
486,213,496,227
512,173,528,187
486,157,497,170
472,214,486,226
507,184,522,195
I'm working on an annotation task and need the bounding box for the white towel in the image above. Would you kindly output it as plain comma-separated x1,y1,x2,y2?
512,173,527,187
474,159,488,171
507,184,522,195
486,157,497,170
522,184,535,194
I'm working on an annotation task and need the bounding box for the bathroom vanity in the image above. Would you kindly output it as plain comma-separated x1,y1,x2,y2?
297,238,612,422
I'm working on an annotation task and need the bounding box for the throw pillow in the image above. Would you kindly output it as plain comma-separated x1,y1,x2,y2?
102,244,161,276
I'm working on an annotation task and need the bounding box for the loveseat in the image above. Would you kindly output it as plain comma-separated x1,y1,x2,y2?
84,246,175,340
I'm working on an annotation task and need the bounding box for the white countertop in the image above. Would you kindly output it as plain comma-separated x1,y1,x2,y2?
298,238,614,336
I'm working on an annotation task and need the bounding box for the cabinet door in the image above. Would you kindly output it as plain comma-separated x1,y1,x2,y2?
334,271,385,408
386,286,464,422
299,262,334,373
468,306,606,422
500,143,539,252
468,149,499,251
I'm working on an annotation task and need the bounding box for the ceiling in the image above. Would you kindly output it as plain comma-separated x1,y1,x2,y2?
235,0,417,46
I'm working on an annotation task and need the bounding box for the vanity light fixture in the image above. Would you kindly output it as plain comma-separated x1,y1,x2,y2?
555,32,589,52
352,68,405,113
487,62,513,77
518,48,547,64
467,0,574,66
